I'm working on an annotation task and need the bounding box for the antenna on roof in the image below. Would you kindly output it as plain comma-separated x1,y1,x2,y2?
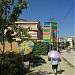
50,18,54,22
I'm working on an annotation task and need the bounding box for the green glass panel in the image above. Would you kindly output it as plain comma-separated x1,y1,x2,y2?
51,22,57,26
51,26,57,29
43,29,50,32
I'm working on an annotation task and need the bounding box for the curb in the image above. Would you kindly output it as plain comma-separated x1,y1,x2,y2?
62,57,75,69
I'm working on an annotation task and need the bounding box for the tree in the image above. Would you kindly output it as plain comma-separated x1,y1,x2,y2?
72,40,74,48
5,26,31,51
15,26,31,38
33,41,49,55
0,0,28,54
64,41,70,48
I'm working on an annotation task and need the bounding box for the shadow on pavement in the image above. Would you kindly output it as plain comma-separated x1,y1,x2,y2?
26,71,53,75
26,69,65,75
33,56,46,67
61,69,65,73
57,69,65,74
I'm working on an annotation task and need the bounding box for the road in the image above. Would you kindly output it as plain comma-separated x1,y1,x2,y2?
26,55,75,75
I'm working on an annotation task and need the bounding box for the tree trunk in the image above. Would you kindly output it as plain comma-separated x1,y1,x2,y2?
2,28,5,54
10,42,13,51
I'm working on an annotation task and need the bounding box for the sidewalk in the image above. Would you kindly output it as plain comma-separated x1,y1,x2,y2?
26,55,75,75
61,50,75,69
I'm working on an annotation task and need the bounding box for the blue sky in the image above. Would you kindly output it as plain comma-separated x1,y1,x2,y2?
19,0,74,38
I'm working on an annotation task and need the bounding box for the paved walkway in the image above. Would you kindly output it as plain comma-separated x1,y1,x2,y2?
26,55,75,75
61,50,75,68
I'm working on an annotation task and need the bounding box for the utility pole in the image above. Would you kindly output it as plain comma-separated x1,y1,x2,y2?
57,24,59,51
50,18,54,49
48,18,54,51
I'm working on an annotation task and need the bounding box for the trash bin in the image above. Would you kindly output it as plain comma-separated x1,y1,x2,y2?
23,61,30,72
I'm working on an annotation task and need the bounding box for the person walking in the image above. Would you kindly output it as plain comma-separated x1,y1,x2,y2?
48,48,61,75
51,58,60,75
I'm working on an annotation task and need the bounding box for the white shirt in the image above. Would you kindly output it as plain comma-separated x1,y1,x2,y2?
51,58,59,65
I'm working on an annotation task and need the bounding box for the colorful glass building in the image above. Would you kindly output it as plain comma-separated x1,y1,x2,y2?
43,22,58,47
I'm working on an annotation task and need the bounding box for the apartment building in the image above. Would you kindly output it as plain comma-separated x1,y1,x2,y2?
15,18,43,40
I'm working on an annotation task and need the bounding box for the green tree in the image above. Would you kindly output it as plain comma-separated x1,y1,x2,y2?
33,41,49,55
72,40,74,48
15,26,31,38
5,26,31,51
0,0,28,54
64,41,70,48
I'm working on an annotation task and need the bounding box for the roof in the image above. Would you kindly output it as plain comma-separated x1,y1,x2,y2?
16,18,40,23
17,18,26,22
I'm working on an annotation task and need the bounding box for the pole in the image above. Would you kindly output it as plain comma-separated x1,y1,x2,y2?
50,18,54,49
57,24,58,51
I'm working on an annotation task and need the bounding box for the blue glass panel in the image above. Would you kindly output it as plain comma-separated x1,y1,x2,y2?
43,39,50,42
44,22,50,26
51,32,57,36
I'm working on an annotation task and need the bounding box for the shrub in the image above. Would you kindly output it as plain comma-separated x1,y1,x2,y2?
0,52,25,75
33,41,49,55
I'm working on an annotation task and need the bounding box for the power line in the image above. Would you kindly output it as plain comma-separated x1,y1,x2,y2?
54,0,68,19
53,0,73,24
58,4,74,37
59,5,74,25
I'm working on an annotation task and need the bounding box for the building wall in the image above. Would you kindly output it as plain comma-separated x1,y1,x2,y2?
16,21,43,40
0,42,19,53
28,30,38,39
18,23,37,29
37,22,43,40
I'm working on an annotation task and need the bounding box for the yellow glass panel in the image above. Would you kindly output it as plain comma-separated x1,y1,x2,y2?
43,35,50,39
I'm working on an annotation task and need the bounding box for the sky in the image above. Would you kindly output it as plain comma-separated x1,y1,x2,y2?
19,0,74,38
